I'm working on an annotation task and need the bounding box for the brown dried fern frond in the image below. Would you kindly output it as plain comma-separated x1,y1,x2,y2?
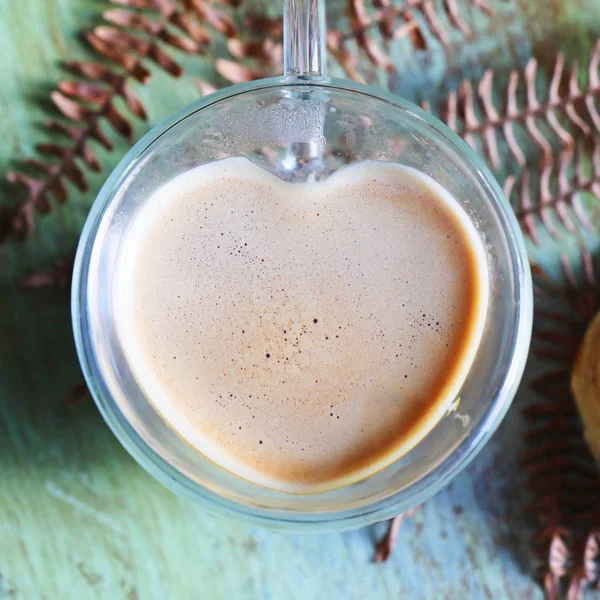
19,255,75,289
567,531,600,599
440,46,600,171
5,62,146,241
539,531,569,600
243,0,490,84
373,506,420,562
4,0,243,244
503,142,598,245
426,42,600,244
524,250,600,598
328,0,494,82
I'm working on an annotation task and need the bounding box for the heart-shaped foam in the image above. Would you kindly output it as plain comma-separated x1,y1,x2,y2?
115,157,488,492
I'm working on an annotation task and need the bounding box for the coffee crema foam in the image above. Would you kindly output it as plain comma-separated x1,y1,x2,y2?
115,158,489,493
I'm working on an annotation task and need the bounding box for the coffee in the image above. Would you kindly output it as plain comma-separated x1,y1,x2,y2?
114,157,488,492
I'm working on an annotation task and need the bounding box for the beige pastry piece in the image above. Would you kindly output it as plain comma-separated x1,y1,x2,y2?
571,310,600,468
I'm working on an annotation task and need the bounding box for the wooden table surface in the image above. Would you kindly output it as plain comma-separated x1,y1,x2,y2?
2,0,600,598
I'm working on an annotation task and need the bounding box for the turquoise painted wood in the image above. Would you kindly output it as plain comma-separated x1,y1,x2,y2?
2,0,600,598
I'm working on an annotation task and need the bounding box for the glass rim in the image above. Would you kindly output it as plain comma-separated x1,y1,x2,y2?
72,76,533,531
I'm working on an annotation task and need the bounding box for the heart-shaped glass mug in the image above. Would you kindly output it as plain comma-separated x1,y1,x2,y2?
72,0,532,530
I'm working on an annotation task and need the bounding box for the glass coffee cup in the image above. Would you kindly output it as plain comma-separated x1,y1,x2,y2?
72,0,532,530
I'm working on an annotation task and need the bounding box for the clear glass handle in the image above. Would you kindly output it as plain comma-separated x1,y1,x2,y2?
283,0,327,78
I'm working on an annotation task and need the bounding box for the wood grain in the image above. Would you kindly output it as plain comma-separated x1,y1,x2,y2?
2,0,600,598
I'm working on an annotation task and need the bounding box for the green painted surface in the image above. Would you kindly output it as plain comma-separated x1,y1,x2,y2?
2,0,600,598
